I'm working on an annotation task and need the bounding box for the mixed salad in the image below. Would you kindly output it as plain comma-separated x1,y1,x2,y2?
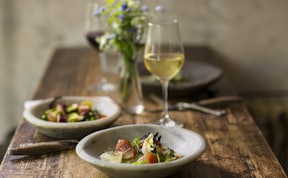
100,132,182,164
41,97,106,122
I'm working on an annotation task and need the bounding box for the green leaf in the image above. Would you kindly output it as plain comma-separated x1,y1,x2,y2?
131,137,141,151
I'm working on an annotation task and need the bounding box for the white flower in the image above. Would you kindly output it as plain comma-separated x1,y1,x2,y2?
128,0,141,9
141,5,149,11
155,5,165,12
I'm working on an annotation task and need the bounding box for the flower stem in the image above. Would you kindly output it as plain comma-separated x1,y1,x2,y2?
120,56,136,102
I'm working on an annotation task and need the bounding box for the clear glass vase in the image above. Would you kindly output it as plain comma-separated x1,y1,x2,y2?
119,52,144,114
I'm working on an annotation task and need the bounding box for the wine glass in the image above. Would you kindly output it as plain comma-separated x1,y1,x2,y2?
144,20,185,127
85,2,120,92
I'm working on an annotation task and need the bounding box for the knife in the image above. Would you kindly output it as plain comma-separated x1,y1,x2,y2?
8,140,79,156
194,96,243,107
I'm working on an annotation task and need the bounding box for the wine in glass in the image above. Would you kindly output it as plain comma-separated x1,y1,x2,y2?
85,2,120,92
144,20,185,127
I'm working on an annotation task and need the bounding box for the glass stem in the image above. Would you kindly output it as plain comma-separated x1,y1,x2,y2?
161,80,170,119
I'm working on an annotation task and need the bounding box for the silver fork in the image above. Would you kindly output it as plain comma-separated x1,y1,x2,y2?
176,102,227,117
148,94,229,117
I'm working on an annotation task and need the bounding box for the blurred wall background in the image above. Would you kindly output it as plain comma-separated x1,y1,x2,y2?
1,0,288,170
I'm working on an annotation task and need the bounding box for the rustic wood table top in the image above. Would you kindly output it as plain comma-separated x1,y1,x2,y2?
0,46,286,178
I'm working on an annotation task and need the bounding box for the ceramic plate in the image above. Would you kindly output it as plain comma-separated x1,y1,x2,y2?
138,60,222,97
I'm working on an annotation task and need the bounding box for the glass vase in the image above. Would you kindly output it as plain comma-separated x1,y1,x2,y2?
119,52,144,114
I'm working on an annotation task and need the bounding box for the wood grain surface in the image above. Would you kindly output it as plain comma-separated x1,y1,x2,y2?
0,47,286,178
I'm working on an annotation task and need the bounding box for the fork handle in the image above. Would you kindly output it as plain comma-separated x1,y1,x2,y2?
181,103,227,117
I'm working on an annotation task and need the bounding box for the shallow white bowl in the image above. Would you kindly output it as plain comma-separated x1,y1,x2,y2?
76,124,206,178
23,96,121,139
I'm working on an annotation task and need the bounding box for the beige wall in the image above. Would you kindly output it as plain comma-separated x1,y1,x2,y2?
1,0,288,142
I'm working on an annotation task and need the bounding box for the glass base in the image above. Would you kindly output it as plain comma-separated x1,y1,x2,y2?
123,104,144,114
88,79,115,92
157,117,184,128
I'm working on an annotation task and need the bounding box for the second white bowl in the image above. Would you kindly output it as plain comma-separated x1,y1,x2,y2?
23,96,121,139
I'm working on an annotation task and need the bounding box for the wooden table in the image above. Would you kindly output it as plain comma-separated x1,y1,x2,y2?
0,46,286,178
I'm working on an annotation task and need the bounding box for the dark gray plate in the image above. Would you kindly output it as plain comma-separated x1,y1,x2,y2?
138,60,222,98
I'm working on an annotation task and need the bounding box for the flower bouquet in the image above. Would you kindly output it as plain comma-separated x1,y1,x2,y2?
93,0,164,113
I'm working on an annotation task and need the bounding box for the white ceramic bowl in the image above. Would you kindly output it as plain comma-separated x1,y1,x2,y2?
76,124,206,178
23,96,121,139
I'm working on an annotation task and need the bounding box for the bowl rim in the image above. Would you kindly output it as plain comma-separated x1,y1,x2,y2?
23,96,121,129
76,124,206,171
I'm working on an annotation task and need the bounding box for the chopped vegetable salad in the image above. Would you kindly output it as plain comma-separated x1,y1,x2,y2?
100,132,182,164
41,97,106,122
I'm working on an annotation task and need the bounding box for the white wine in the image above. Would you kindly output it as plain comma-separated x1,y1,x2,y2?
144,53,184,81
143,20,185,127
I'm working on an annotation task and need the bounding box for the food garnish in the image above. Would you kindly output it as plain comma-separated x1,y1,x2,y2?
100,132,182,164
41,97,106,122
